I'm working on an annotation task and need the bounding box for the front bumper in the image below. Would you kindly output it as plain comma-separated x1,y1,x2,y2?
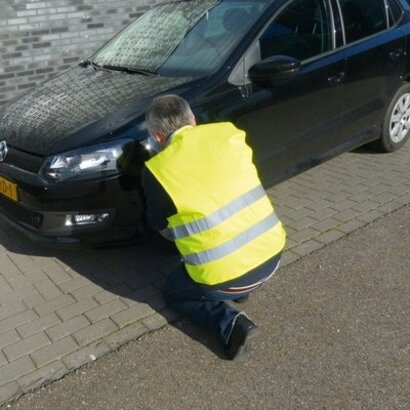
0,161,145,246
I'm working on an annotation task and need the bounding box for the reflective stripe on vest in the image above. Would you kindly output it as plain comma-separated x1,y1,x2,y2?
182,211,280,265
170,184,266,240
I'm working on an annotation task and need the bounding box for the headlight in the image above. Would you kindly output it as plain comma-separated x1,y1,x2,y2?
40,139,133,182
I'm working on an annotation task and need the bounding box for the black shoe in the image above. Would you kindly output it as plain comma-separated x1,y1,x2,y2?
225,314,259,360
233,294,250,304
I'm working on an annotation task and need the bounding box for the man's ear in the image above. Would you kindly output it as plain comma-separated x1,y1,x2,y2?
153,132,168,146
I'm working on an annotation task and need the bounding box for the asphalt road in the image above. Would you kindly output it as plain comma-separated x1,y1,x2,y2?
3,205,410,410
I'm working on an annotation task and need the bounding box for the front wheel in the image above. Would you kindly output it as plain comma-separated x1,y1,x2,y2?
374,83,410,152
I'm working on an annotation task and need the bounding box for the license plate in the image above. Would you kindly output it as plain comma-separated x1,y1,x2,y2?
0,176,18,202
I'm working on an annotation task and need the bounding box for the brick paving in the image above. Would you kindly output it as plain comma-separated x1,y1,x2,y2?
0,143,410,405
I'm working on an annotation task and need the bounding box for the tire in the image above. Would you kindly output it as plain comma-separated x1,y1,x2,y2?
374,82,410,152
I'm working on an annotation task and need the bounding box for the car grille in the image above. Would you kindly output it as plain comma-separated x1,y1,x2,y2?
0,194,43,230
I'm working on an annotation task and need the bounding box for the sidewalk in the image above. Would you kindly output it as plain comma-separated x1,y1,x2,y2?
4,200,410,410
0,144,410,405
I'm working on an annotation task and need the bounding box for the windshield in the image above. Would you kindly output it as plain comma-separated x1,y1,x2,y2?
92,0,270,77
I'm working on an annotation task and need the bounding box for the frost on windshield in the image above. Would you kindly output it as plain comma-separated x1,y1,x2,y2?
93,0,220,72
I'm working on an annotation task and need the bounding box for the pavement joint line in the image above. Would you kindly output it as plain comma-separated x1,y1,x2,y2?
0,145,410,406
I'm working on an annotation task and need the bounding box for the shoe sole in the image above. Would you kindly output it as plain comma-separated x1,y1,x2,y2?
231,327,260,360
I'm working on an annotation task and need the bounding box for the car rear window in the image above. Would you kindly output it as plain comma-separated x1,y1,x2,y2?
339,0,388,44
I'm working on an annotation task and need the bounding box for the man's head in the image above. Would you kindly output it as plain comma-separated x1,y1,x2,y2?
145,94,196,148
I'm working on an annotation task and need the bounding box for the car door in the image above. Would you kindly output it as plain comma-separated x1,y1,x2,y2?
237,0,346,185
334,0,406,144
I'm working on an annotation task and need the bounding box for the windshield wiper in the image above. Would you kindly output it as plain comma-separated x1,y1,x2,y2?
100,65,158,76
80,61,158,76
79,60,112,72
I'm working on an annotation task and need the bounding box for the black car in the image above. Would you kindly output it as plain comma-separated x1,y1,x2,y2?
0,0,409,245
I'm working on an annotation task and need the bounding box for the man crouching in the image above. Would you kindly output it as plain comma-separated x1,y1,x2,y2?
142,94,286,360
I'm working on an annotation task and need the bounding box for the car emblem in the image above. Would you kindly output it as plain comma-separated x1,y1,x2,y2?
0,140,8,162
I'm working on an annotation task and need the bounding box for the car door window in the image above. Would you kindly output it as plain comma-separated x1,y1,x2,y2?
339,0,387,44
259,0,332,61
386,0,403,27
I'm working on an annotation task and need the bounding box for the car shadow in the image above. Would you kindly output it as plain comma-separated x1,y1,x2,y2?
0,222,227,359
351,144,382,155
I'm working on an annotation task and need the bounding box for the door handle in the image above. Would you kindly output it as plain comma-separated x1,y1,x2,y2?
328,72,345,86
389,49,404,61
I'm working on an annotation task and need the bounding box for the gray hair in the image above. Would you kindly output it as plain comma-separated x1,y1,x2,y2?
145,94,195,138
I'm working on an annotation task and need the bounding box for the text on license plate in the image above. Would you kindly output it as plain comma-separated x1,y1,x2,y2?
0,176,18,201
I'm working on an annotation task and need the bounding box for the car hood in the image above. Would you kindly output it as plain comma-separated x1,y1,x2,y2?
0,65,193,156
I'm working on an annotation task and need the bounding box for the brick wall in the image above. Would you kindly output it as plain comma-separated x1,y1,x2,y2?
0,0,165,106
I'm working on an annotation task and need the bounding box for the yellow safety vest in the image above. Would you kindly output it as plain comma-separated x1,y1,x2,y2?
145,122,286,285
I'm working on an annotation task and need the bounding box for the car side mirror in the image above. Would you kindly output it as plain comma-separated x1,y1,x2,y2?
248,55,301,83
